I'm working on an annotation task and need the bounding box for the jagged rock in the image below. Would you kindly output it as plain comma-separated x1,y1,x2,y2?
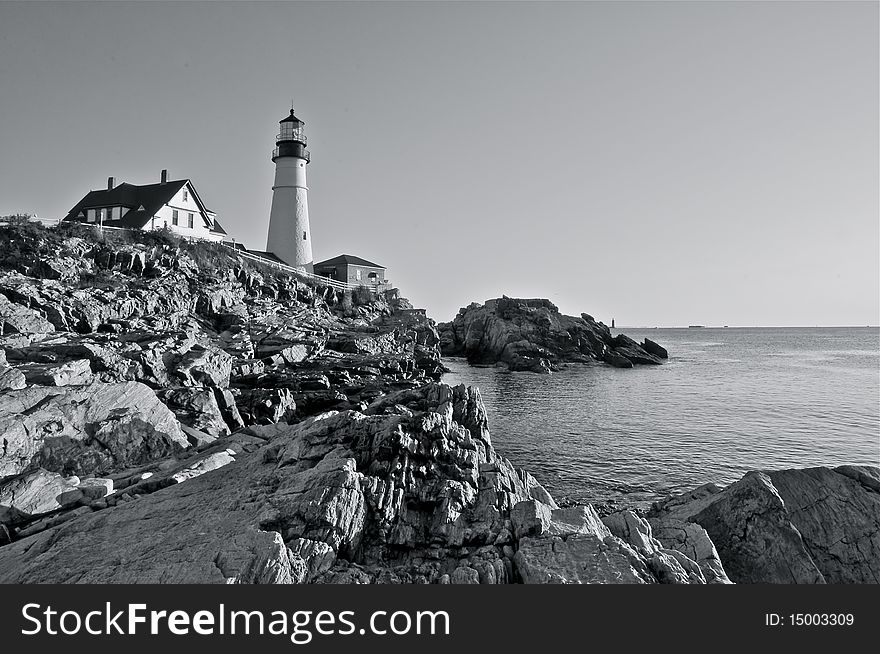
601,510,707,584
648,518,731,584
0,383,538,583
0,293,55,335
610,335,663,365
512,502,707,584
602,510,659,552
214,388,245,432
650,466,880,584
157,387,231,438
0,381,189,478
254,327,327,362
173,345,233,388
233,387,297,425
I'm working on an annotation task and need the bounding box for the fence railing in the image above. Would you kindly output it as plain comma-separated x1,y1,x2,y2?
222,245,357,291
276,132,307,145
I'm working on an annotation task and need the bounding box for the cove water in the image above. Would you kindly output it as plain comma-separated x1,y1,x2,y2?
442,327,880,511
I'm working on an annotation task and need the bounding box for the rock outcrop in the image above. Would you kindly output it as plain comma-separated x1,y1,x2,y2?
649,466,880,584
438,297,665,372
0,382,707,584
0,222,875,585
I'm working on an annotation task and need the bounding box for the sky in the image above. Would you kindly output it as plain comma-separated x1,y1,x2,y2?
0,1,877,326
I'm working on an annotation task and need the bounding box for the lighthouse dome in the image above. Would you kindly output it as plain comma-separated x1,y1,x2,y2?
280,109,305,125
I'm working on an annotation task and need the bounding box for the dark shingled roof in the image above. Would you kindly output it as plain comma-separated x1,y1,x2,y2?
313,254,385,269
63,179,228,235
248,250,288,265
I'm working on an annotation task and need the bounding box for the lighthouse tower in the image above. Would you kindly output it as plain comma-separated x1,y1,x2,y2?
266,106,313,271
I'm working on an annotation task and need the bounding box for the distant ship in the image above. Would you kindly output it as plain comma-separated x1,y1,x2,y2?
688,325,705,328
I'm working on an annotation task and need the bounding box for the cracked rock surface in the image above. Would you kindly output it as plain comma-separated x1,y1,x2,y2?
649,466,880,584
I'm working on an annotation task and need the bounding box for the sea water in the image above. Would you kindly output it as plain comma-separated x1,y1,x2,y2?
442,327,880,510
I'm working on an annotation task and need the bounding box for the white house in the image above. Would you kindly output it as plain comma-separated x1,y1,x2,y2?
62,170,227,241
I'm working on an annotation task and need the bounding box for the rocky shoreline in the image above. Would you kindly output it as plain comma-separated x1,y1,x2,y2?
0,222,877,583
439,297,667,372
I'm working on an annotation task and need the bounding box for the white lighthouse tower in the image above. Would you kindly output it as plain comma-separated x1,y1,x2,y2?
266,106,313,271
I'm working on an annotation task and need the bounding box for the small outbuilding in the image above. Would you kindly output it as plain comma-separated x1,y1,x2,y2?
313,254,387,289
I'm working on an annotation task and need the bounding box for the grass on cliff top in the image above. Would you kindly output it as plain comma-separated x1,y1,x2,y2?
0,218,358,299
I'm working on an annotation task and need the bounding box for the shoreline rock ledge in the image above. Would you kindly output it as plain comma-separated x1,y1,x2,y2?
439,297,667,372
0,381,716,584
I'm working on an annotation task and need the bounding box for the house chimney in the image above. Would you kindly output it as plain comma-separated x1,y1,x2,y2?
160,169,168,184
107,177,115,190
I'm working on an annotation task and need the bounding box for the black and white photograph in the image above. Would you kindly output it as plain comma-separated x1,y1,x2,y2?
0,0,877,648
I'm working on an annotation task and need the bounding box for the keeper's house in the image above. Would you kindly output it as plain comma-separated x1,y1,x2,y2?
313,254,387,289
62,170,227,241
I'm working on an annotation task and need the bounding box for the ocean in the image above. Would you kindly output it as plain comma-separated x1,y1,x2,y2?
442,327,880,511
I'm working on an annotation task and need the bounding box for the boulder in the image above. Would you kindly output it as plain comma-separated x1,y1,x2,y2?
514,533,654,584
650,466,880,584
78,477,114,500
0,468,80,516
0,365,26,390
0,381,189,478
604,351,633,368
643,338,668,359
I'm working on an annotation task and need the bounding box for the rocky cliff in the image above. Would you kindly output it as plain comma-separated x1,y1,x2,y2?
438,297,667,372
0,222,876,584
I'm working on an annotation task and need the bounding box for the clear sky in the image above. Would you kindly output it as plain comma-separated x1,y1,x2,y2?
1,1,877,326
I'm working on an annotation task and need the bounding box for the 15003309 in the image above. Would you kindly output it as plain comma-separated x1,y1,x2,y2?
765,614,855,627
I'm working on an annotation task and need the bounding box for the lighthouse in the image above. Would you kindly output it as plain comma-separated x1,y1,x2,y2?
266,106,313,271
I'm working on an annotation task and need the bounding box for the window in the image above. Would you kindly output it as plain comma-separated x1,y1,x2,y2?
187,213,194,228
303,231,307,241
87,209,96,223
172,209,179,225
182,189,188,202
356,269,362,281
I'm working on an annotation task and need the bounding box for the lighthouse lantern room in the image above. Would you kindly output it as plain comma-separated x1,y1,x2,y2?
266,106,313,271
